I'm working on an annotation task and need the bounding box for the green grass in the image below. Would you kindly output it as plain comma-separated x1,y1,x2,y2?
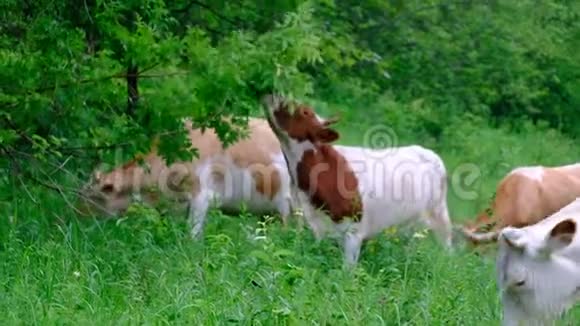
2,110,580,325
1,205,501,325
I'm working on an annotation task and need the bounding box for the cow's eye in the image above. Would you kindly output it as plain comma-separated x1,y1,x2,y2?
515,280,525,287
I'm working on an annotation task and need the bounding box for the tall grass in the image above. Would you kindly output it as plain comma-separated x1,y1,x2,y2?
1,95,579,324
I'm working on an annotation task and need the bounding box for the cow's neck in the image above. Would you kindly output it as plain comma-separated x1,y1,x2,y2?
283,139,316,185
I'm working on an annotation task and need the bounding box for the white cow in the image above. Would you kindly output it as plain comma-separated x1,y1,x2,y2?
79,117,294,239
261,94,452,265
497,197,580,325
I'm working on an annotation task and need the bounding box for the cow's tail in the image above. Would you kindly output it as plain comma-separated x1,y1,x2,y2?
457,200,501,245
459,226,500,244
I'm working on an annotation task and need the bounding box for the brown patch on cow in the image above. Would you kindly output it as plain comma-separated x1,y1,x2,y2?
297,145,362,222
225,119,282,169
464,209,496,232
272,103,338,143
464,164,580,245
163,162,197,196
268,97,362,222
249,164,281,200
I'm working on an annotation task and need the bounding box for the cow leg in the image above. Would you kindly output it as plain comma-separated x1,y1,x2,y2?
288,188,305,231
188,190,218,239
275,195,292,227
343,231,363,266
296,191,327,240
427,201,453,248
284,188,304,229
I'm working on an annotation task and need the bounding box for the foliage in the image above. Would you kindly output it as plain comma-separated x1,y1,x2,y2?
1,1,580,323
0,0,331,179
314,0,580,136
2,0,580,184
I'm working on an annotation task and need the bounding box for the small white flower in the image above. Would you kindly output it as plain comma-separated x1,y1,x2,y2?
412,229,429,239
73,271,81,278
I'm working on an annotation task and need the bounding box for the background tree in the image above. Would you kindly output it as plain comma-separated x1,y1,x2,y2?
1,0,579,209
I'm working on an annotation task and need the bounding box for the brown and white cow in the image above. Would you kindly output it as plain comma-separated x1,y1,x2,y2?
461,163,580,244
79,117,294,239
261,94,452,265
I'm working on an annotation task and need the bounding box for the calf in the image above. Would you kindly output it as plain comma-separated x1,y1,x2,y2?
79,117,294,238
497,197,580,325
462,164,580,244
261,94,452,265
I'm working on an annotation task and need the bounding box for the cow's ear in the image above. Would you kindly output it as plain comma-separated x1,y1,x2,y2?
545,219,576,254
93,171,102,182
315,128,339,143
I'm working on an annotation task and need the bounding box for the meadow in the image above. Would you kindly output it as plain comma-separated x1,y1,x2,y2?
2,101,579,325
2,1,580,324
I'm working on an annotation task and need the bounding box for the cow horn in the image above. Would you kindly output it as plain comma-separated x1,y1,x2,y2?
324,115,340,126
501,228,527,250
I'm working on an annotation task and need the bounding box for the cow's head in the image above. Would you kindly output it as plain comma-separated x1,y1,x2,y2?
497,218,579,322
78,163,141,217
261,94,340,148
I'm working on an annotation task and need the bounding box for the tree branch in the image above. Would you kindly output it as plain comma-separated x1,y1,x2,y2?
3,145,105,216
5,70,189,96
127,63,139,117
187,0,244,28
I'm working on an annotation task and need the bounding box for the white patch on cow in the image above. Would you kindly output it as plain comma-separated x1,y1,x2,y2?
332,145,452,245
512,166,544,182
200,154,290,211
187,153,293,238
286,138,315,175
